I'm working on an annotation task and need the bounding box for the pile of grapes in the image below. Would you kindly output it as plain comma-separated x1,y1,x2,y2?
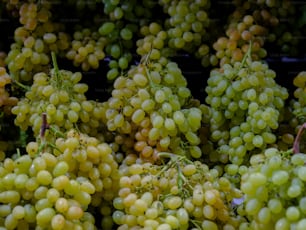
0,0,306,229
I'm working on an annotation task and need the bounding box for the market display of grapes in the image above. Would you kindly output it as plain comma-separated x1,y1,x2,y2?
0,0,306,229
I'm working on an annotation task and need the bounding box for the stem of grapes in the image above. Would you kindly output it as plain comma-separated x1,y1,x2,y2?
51,51,61,89
240,40,253,68
11,78,30,91
190,219,202,229
48,126,65,138
19,130,28,148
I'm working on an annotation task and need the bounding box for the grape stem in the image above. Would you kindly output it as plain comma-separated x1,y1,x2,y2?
51,51,61,89
19,130,28,148
157,151,194,196
144,66,159,89
142,45,153,65
240,40,253,68
190,219,202,229
16,148,21,158
11,78,30,91
48,126,65,138
293,122,306,154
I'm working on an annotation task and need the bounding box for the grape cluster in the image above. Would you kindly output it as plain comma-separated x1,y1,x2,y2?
96,0,158,81
209,14,268,67
0,128,119,230
239,147,306,230
112,153,243,230
229,0,306,58
105,57,204,161
66,28,107,71
101,0,156,22
5,1,71,82
97,20,137,80
205,54,289,165
136,22,168,61
11,54,105,137
158,0,211,57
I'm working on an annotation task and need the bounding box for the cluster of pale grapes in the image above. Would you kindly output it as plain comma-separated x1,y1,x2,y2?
230,0,305,57
104,56,204,161
136,0,212,63
97,20,136,80
205,56,289,165
158,0,211,60
11,55,106,137
66,28,107,71
112,152,243,230
209,14,268,67
5,1,71,82
0,128,119,230
136,22,169,61
101,0,156,21
96,0,159,81
238,147,306,230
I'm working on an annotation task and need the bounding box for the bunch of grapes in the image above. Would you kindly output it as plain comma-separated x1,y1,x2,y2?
96,0,160,81
205,50,289,165
5,1,71,82
112,152,243,230
104,56,204,161
229,0,306,58
135,0,215,63
136,22,169,61
11,53,106,137
0,127,120,230
101,0,157,22
97,20,137,81
209,14,268,67
238,143,306,230
65,27,107,71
